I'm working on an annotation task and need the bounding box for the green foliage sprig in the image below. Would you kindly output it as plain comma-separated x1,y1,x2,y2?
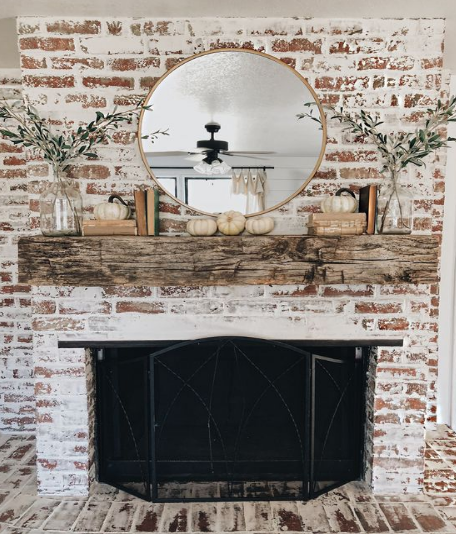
298,96,456,177
0,99,168,175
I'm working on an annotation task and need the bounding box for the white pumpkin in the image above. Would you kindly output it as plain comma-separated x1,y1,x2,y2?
245,217,274,235
217,210,246,236
321,188,357,213
94,194,131,220
186,218,217,236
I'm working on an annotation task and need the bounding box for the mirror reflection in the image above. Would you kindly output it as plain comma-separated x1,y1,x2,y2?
140,50,325,215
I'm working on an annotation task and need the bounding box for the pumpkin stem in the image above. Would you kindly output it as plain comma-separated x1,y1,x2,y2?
335,188,356,198
108,194,129,206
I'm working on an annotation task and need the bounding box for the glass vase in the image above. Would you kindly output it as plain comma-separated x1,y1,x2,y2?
376,172,413,235
39,171,83,237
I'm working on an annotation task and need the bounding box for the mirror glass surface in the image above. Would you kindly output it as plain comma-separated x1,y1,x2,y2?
140,50,325,216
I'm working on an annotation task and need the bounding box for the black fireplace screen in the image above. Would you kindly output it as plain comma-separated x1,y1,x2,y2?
95,338,366,502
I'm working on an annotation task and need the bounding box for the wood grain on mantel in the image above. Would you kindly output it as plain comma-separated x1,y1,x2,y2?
18,235,439,287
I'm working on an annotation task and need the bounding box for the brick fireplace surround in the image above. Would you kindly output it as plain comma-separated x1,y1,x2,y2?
0,17,447,497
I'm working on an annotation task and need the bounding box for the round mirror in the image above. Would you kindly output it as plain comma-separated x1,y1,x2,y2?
139,49,326,216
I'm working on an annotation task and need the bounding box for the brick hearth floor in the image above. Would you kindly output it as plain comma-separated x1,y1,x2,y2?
2,431,456,534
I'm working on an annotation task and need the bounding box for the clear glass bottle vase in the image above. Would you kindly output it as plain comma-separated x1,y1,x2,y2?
376,172,413,235
39,168,83,237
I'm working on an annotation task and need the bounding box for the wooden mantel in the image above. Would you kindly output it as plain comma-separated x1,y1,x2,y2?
17,235,439,287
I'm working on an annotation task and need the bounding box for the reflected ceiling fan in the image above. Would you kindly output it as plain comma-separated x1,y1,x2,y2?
151,122,275,175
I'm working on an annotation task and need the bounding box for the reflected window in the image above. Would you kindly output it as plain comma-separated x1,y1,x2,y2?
156,177,177,197
185,177,246,213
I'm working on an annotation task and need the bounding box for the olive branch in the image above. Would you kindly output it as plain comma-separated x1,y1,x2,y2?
297,96,456,177
0,99,168,176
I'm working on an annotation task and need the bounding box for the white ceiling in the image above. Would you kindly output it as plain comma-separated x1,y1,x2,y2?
1,0,456,70
141,51,322,158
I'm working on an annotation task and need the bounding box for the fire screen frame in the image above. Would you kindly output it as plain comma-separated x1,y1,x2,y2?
95,337,367,502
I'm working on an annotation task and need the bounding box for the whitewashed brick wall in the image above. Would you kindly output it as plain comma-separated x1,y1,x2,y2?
3,16,447,495
0,69,34,433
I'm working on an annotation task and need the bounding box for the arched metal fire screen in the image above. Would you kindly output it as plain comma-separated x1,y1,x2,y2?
95,338,366,502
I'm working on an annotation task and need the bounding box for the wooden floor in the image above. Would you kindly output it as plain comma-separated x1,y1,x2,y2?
0,431,456,533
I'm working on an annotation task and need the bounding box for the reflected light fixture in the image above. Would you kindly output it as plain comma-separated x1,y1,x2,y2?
194,153,231,176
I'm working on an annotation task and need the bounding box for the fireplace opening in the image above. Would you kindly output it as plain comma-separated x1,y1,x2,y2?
95,338,367,502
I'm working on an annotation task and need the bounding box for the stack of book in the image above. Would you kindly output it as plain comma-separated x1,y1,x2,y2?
134,187,160,236
308,213,367,235
82,220,137,236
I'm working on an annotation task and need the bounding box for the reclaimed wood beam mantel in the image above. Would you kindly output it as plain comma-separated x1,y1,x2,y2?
18,235,439,287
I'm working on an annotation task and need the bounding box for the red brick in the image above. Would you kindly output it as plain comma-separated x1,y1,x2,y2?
339,167,382,180
110,57,160,71
102,287,154,298
272,38,322,53
0,285,30,294
66,165,110,180
0,168,27,179
32,301,57,314
322,286,374,298
313,168,337,180
32,318,85,331
144,21,178,35
355,302,403,314
378,318,409,331
208,40,260,51
159,218,187,233
107,21,123,35
421,58,443,69
140,76,160,90
18,23,40,34
65,94,107,109
111,131,136,145
165,58,185,70
116,301,166,314
326,150,377,163
330,38,385,55
357,57,389,70
46,20,101,34
0,142,23,154
3,156,26,166
280,57,296,68
35,366,84,378
19,37,75,51
23,75,75,88
82,76,134,89
315,76,369,91
159,201,181,215
21,56,47,69
51,57,104,70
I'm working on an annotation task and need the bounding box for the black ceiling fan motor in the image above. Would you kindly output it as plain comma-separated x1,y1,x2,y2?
196,122,229,152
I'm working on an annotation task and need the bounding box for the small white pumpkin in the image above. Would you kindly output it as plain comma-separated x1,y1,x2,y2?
321,188,357,214
186,218,217,236
217,210,246,236
245,217,274,235
94,194,131,220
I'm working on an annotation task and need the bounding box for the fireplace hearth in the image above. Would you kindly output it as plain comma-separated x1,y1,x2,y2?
95,337,368,502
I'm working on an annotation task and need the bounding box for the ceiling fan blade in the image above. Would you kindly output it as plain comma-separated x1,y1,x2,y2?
188,148,210,154
185,154,204,162
222,151,276,155
223,153,269,160
147,151,189,157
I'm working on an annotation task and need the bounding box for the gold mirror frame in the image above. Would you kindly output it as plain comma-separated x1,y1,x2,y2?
138,48,327,217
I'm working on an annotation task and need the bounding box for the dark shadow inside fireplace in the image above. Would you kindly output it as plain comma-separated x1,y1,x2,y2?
95,338,367,502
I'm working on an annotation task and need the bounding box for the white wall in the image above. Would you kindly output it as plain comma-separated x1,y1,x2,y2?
438,75,456,427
